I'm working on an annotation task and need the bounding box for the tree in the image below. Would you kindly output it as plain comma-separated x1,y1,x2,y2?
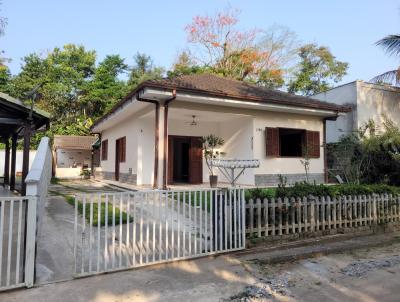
372,35,400,85
128,53,164,89
183,8,297,88
82,54,128,116
167,51,210,78
288,44,348,96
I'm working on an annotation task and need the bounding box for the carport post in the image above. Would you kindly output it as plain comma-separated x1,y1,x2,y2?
10,134,17,191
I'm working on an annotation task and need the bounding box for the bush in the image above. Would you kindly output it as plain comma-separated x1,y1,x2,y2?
245,182,400,200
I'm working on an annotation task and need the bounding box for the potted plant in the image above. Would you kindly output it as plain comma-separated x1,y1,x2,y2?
202,134,225,188
80,168,91,179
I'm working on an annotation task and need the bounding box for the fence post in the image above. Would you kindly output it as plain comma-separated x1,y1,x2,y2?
24,196,37,288
373,195,378,225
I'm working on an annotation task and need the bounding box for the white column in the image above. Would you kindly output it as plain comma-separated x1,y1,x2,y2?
157,106,165,189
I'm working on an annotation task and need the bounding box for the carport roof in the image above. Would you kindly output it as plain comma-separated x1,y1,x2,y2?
53,135,98,150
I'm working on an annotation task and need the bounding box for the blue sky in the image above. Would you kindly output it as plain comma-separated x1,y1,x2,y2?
2,0,400,84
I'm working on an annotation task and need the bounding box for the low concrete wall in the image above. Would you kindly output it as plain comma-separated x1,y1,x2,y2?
254,173,325,186
95,171,137,185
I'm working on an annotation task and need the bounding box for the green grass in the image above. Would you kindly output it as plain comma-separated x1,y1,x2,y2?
51,190,132,227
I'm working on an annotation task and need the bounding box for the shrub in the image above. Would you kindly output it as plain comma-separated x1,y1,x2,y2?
245,182,400,200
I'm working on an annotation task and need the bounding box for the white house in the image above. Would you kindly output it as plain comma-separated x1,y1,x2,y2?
313,81,400,143
91,74,350,188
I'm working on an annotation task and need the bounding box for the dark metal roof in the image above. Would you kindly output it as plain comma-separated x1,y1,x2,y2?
93,74,352,129
0,92,51,138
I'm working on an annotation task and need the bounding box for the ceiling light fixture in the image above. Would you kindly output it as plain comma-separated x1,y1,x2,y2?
190,115,197,126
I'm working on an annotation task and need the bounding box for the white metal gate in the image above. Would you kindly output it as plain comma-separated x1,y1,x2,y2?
0,196,36,291
73,188,245,277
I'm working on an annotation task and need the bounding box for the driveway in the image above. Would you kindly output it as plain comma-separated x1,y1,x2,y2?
36,180,125,283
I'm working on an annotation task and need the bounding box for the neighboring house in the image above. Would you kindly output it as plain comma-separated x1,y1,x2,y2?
53,135,98,179
91,74,350,188
313,81,400,143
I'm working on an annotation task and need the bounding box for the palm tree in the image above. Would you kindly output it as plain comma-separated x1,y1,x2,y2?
373,35,400,85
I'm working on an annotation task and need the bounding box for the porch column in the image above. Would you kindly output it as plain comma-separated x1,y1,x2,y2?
157,106,166,189
3,135,10,186
22,121,31,195
10,134,17,191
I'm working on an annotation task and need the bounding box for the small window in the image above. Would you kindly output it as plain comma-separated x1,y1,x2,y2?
279,128,305,157
101,140,108,161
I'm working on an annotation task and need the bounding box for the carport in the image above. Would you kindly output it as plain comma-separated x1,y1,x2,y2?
0,92,50,194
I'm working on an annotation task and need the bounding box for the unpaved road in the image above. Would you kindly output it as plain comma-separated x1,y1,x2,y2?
226,241,400,302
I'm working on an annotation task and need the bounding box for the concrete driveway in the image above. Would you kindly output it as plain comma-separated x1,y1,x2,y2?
1,255,255,302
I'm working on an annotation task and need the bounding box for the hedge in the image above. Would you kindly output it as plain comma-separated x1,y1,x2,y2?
245,182,400,200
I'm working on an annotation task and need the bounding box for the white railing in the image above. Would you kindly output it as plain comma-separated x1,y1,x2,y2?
25,136,52,238
0,196,36,291
74,188,245,277
246,194,400,238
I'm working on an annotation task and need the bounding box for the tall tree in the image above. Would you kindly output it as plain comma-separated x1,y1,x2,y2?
128,53,164,89
372,35,400,85
182,8,297,88
288,44,348,96
83,54,128,116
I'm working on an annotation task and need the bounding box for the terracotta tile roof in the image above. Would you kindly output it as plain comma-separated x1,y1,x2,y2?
144,74,351,112
92,74,351,129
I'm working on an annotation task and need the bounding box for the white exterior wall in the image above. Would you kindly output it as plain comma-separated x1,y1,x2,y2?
136,116,155,185
0,150,37,176
253,111,325,175
313,82,357,143
55,148,92,178
356,82,400,132
98,115,139,176
313,81,400,142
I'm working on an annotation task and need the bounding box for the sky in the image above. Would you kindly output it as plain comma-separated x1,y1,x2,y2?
1,0,400,85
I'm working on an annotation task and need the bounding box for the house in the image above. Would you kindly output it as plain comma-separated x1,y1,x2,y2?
53,135,98,178
0,92,50,194
91,74,350,188
313,81,400,143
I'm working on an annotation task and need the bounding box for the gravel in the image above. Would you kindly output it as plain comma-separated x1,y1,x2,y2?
221,272,295,302
340,255,400,277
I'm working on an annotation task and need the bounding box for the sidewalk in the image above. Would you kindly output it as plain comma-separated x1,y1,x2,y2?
1,255,256,302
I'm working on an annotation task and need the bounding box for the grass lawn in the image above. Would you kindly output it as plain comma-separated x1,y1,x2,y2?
50,190,132,227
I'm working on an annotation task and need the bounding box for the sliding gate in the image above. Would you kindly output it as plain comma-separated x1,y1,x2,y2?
73,188,245,277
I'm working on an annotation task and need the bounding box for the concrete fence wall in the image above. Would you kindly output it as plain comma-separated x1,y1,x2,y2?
0,150,37,176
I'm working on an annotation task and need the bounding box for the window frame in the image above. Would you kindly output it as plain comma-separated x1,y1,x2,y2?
101,139,108,161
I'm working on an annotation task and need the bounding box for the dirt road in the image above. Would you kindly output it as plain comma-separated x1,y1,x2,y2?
226,240,400,302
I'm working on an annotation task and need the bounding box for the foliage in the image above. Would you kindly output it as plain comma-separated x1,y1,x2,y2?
328,117,400,186
128,52,164,89
288,43,348,95
181,8,298,88
300,145,311,183
372,35,400,85
202,134,225,176
245,183,400,200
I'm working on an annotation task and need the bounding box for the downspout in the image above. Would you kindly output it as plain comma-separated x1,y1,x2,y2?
163,89,177,190
136,92,160,189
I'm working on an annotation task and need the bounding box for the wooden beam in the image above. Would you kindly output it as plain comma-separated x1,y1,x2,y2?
3,135,10,185
21,121,31,195
10,134,17,191
0,118,25,125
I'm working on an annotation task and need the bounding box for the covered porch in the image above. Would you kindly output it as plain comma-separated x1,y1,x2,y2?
0,92,50,195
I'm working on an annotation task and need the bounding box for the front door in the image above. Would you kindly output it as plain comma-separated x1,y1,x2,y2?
168,136,202,185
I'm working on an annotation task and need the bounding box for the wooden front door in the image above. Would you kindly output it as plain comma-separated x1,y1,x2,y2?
189,137,203,184
167,135,203,185
115,140,120,181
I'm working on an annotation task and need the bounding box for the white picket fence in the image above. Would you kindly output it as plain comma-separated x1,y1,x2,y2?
74,188,245,277
246,194,400,238
0,196,37,291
